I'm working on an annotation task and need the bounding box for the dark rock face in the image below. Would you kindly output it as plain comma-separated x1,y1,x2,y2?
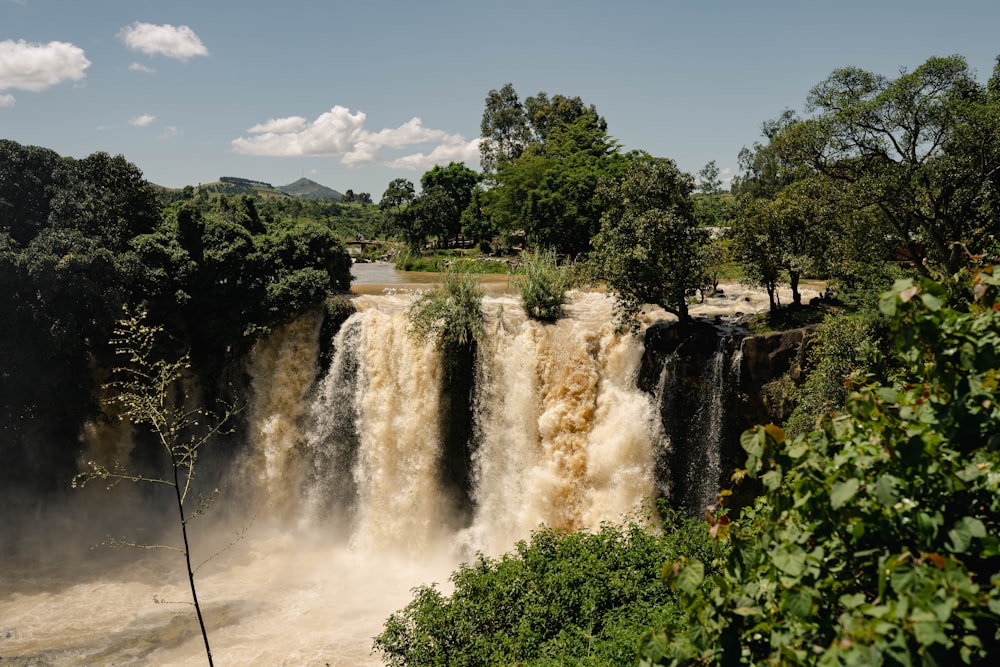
640,320,744,513
639,320,816,514
738,326,817,424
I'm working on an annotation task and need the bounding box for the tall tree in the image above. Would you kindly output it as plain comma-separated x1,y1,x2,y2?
524,92,607,146
479,86,623,256
778,54,1000,273
419,162,480,243
480,83,530,177
0,140,61,246
592,155,706,325
47,151,160,252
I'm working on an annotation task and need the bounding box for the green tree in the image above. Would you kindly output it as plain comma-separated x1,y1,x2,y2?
380,178,416,215
778,54,1000,274
74,310,240,667
733,175,835,310
642,268,1000,666
375,514,724,667
479,83,530,177
524,91,607,145
697,160,723,195
47,151,160,251
592,155,706,325
419,162,481,243
0,140,61,246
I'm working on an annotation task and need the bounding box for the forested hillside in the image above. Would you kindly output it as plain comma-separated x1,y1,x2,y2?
0,139,353,492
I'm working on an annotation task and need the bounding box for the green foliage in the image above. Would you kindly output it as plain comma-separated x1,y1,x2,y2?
784,312,882,436
592,155,706,325
476,84,624,256
777,54,1000,274
642,268,1000,666
375,513,725,667
420,162,481,243
408,270,485,351
73,309,240,667
0,141,354,492
515,248,569,321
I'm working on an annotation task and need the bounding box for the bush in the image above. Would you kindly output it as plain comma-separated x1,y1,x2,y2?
515,248,569,321
408,269,485,351
374,512,726,667
642,268,1000,666
783,311,882,436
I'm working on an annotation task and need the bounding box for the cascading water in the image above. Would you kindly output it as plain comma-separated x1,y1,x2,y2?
465,292,659,554
688,342,727,513
0,284,773,665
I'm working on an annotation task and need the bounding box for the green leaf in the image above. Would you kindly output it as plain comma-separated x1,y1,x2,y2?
948,516,986,553
840,592,866,609
781,586,813,618
773,544,806,577
675,560,705,594
761,469,782,490
873,475,900,506
831,478,861,510
919,292,943,312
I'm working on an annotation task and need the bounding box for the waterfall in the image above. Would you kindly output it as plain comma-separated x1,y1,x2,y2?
652,331,742,516
6,289,760,666
243,292,663,556
466,292,659,554
688,342,726,513
244,310,324,518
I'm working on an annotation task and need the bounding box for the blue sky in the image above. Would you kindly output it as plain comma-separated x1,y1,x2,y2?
3,0,1000,199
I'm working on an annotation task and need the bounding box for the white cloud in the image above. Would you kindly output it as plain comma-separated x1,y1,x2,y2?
118,22,208,61
233,105,367,157
129,113,155,127
129,62,155,73
160,126,182,140
386,136,482,171
0,94,14,107
0,39,90,92
247,116,309,134
233,105,480,171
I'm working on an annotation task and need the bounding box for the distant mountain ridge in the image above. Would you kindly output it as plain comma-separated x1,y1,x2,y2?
277,177,344,200
157,176,346,201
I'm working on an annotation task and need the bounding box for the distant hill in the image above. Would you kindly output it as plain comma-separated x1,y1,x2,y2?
152,176,346,203
278,177,344,201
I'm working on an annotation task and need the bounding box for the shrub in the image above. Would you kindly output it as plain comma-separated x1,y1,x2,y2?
642,268,1000,666
515,248,569,322
783,311,882,436
374,512,726,667
408,269,485,351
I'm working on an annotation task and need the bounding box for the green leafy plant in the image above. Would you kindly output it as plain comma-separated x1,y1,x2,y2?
73,309,241,667
642,268,1000,666
515,248,569,321
408,269,485,351
374,512,726,667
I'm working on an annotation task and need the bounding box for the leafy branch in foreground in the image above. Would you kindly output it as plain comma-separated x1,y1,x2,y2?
73,308,240,667
642,267,1000,666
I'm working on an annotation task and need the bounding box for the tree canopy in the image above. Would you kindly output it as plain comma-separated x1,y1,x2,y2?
0,140,353,492
775,54,1000,274
592,155,706,324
